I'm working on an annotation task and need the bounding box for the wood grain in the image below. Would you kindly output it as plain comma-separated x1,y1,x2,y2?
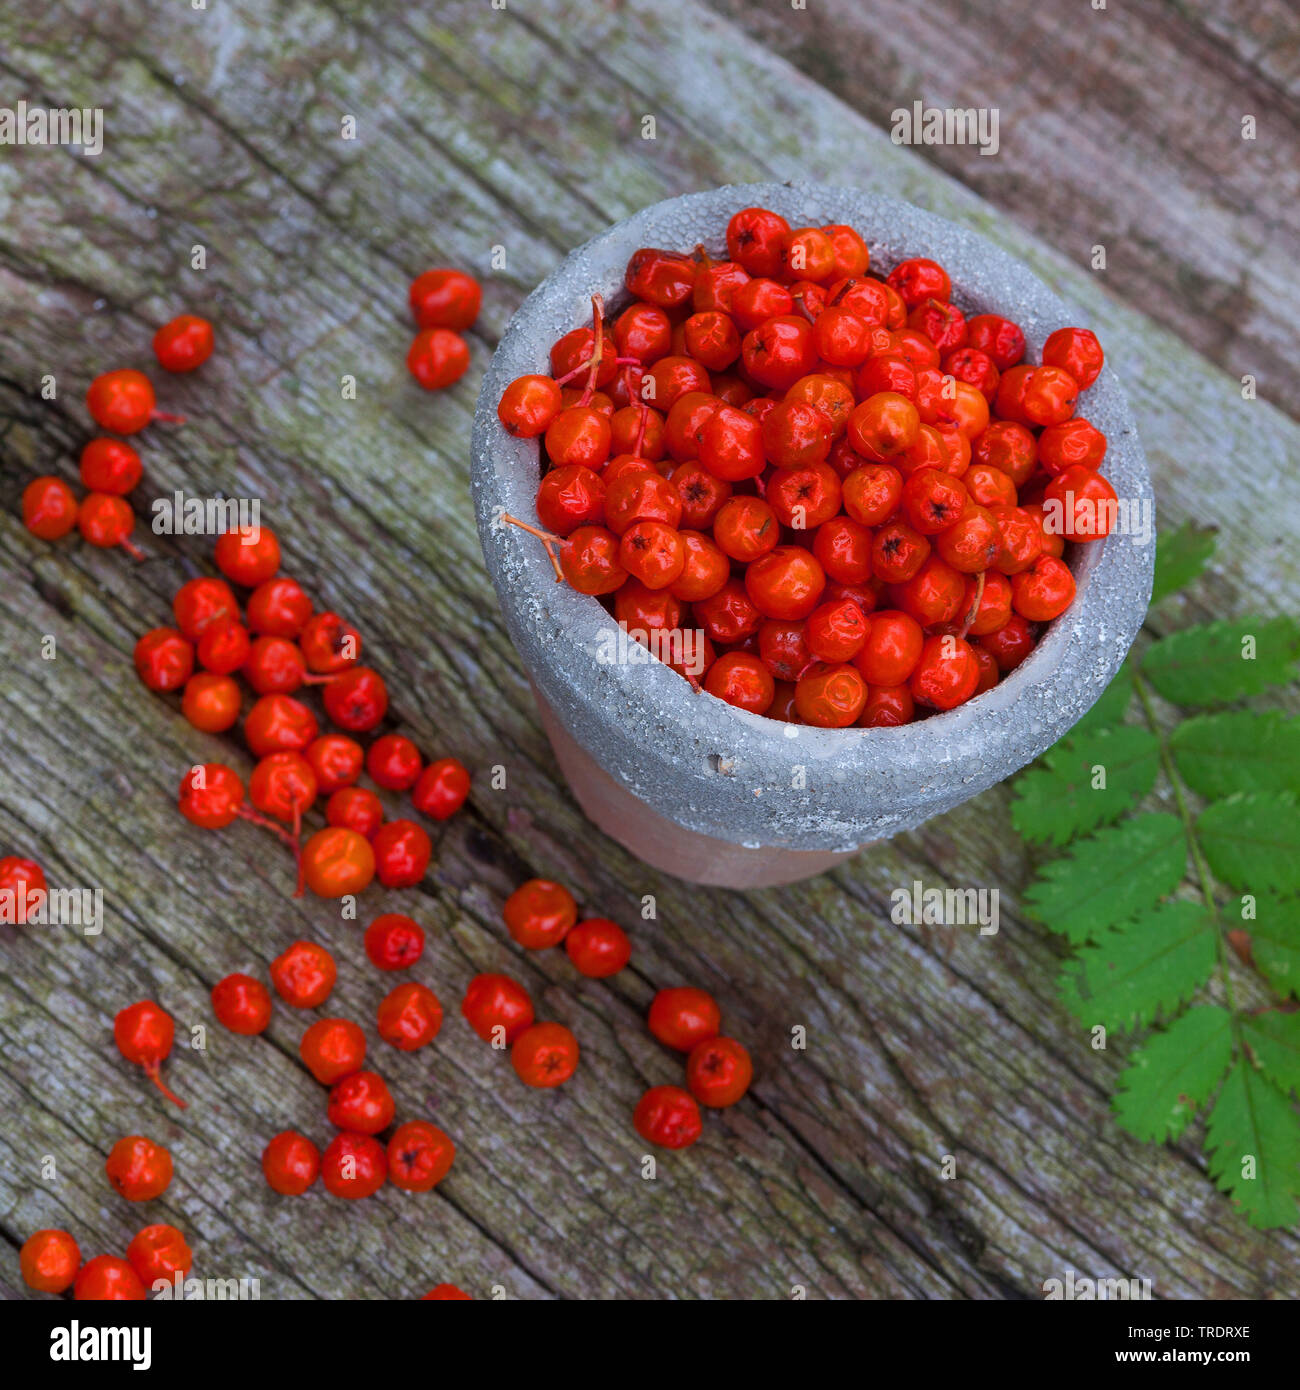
1,0,1298,1300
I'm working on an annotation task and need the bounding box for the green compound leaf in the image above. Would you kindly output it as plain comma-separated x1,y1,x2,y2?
1023,813,1187,944
1060,901,1217,1031
1241,1012,1300,1099
1171,712,1300,800
1070,660,1135,739
1012,724,1159,848
1197,793,1300,896
1246,893,1300,1000
1206,1060,1300,1230
1141,615,1300,707
1113,1005,1233,1143
1150,519,1217,605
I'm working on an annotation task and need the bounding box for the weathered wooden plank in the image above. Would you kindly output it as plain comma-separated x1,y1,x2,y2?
1,0,1299,1301
704,0,1300,418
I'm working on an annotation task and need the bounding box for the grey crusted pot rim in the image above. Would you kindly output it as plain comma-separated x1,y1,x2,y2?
471,182,1154,852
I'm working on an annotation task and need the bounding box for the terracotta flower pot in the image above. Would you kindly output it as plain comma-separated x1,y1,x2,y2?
471,183,1154,888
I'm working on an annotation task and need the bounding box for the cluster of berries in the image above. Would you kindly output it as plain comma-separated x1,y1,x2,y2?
488,878,752,1144
19,1223,191,1302
13,303,477,1297
203,947,455,1204
8,750,742,1297
637,989,751,1148
13,998,189,1297
145,522,470,897
496,206,1116,726
20,315,212,558
405,268,481,391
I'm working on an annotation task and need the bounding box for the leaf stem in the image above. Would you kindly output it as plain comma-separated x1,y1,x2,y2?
1134,671,1238,1022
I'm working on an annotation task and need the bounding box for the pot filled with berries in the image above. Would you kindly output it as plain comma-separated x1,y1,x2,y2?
471,183,1153,888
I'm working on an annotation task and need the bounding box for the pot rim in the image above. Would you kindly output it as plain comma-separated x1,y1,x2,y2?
471,182,1154,851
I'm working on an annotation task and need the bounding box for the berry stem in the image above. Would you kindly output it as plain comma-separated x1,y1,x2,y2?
958,571,985,640
498,513,565,582
235,804,303,893
792,289,817,325
578,295,605,408
828,278,857,307
291,803,306,897
120,538,146,563
554,353,639,389
553,360,591,388
151,410,187,425
144,1061,187,1110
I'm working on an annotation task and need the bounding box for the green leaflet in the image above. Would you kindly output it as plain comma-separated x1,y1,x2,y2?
1013,525,1300,1228
1241,1012,1300,1098
1197,793,1300,896
1060,901,1217,1031
1112,1006,1233,1143
1245,892,1300,999
1140,615,1300,707
1171,711,1300,800
1012,724,1159,847
1023,813,1186,944
1205,1060,1300,1230
1150,519,1217,605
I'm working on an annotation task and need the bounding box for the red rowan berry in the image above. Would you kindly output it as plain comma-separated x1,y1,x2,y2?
511,1021,579,1087
126,1223,192,1285
364,913,426,971
153,314,214,372
22,476,78,540
461,973,534,1045
262,1131,320,1195
20,1229,81,1293
564,918,632,978
300,1017,367,1083
73,1255,145,1301
388,1120,455,1192
377,982,443,1051
328,1070,395,1133
648,987,721,1052
503,878,577,949
320,1131,387,1198
80,438,142,494
114,1001,186,1108
211,973,273,1035
270,941,337,1008
686,1036,753,1107
105,1135,173,1201
410,268,482,331
634,1086,702,1149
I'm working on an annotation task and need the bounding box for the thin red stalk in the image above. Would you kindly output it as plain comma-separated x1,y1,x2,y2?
235,805,298,850
144,1062,187,1109
499,513,565,582
578,295,605,408
958,570,985,640
555,353,639,389
292,803,305,897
